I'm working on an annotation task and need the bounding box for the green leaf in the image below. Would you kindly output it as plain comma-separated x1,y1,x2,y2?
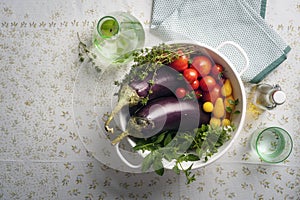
228,98,239,105
155,132,166,144
183,91,194,100
204,156,209,162
185,154,200,161
225,106,232,113
148,79,154,85
186,163,193,171
179,154,200,162
180,164,196,184
140,97,149,105
132,140,156,152
233,110,241,114
196,148,203,158
162,148,179,162
186,174,196,184
141,152,155,172
178,140,192,152
172,165,180,175
133,144,153,152
155,167,164,176
153,157,164,176
163,133,173,146
234,98,239,105
197,124,208,132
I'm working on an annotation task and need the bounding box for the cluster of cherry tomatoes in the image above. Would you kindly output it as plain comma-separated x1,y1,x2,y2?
169,51,225,103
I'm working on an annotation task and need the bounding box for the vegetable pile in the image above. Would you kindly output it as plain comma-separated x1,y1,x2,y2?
101,43,240,184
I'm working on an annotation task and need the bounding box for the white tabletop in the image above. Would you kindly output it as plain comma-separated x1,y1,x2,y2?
0,0,299,199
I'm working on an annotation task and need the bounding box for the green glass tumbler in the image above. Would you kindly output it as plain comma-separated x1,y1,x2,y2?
250,127,293,163
93,12,145,64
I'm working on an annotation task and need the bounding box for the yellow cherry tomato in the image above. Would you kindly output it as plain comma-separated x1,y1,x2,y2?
222,118,231,126
210,117,221,127
203,101,214,113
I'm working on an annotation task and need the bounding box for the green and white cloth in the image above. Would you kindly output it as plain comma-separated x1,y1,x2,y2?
150,0,291,83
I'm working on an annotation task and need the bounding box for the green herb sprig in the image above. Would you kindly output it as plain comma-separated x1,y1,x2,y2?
77,33,102,72
119,43,196,105
225,98,241,115
132,124,235,184
124,43,196,82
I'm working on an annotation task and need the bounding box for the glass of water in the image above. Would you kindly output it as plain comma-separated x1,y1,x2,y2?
93,11,145,64
250,127,293,163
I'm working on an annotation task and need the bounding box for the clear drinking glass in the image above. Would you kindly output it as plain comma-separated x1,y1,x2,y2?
250,127,293,163
93,11,145,63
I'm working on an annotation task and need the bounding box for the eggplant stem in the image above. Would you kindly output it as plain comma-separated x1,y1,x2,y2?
104,102,125,133
104,84,140,133
111,131,129,145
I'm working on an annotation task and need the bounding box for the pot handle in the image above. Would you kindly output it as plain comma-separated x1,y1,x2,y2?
115,142,142,168
216,41,249,76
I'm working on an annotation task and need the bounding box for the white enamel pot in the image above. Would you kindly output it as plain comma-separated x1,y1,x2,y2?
115,40,249,170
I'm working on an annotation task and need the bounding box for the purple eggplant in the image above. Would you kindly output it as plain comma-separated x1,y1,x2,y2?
129,66,183,99
104,65,186,132
111,97,210,145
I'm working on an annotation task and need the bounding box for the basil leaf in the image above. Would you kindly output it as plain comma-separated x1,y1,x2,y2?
155,132,166,144
141,152,155,172
233,110,241,114
226,106,232,113
133,142,156,152
163,133,173,146
181,154,200,162
234,98,239,105
172,165,180,175
155,168,164,176
228,99,236,105
196,148,203,158
178,141,189,151
153,157,164,176
228,98,239,105
162,148,179,162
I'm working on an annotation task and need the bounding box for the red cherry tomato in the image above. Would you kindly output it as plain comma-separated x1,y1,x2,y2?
169,51,189,72
191,55,212,77
183,68,198,83
211,64,224,77
175,87,187,98
199,76,216,91
209,85,221,103
190,79,200,90
202,85,221,103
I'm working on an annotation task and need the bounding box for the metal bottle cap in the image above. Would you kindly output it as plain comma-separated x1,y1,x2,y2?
272,90,286,105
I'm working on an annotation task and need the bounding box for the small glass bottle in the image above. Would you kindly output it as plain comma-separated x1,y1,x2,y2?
253,84,286,110
93,11,145,64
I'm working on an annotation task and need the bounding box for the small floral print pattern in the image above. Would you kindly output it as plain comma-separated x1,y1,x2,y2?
0,0,299,199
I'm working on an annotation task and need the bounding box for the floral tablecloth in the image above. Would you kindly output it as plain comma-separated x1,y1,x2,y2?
0,0,299,199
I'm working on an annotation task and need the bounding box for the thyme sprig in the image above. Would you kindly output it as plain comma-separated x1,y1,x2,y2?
121,43,197,105
125,43,196,81
77,33,103,72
